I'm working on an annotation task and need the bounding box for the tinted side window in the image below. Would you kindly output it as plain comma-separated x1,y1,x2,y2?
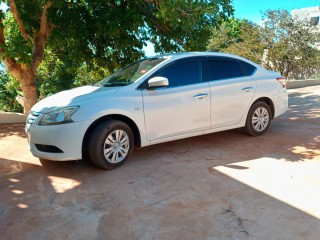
155,61,201,87
239,60,256,76
207,60,244,81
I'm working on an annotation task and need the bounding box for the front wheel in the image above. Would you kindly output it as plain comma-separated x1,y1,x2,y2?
88,120,134,169
244,102,272,136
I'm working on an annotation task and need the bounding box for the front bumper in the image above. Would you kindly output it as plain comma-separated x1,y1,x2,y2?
26,114,90,161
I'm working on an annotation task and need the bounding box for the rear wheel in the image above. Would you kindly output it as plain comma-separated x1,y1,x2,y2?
88,120,134,169
244,102,272,136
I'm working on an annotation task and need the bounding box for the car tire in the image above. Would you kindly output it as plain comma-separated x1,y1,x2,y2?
244,102,272,136
88,120,134,169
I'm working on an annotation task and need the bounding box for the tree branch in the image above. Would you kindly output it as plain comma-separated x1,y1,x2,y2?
31,0,53,74
9,0,31,40
39,1,53,37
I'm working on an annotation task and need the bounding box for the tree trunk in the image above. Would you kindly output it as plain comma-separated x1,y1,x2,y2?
19,72,38,114
21,84,38,114
3,62,38,114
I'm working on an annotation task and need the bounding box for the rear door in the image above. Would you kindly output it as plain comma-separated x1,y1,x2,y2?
205,57,257,129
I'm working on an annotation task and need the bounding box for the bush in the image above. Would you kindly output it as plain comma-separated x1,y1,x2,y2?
0,71,23,113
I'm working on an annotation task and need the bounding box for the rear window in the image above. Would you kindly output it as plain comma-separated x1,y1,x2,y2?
240,60,256,76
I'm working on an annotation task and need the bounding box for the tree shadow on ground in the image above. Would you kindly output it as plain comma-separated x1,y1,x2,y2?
0,124,26,139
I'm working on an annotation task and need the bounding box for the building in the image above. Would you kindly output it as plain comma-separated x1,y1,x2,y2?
292,6,320,51
292,6,320,32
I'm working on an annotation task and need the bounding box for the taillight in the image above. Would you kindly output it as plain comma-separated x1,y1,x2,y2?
276,77,286,88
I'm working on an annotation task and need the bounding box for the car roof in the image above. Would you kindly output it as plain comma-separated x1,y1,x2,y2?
149,52,260,67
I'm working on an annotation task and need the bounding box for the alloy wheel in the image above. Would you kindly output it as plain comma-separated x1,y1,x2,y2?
252,107,269,132
103,130,130,163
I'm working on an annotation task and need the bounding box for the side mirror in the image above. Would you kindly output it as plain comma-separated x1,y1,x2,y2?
148,76,169,89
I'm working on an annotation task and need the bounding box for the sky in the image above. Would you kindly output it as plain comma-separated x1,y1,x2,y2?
144,0,320,56
233,0,320,23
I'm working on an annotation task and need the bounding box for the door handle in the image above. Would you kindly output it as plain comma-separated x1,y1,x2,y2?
241,87,254,92
193,93,208,100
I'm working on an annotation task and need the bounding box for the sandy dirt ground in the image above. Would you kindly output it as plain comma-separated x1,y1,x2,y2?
0,85,319,240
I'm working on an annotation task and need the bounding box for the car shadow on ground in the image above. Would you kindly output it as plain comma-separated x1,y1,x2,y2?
0,87,319,239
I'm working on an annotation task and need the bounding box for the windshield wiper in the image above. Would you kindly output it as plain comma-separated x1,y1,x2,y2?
102,82,129,87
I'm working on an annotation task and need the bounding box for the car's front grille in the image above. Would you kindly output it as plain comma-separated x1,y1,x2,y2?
26,111,41,129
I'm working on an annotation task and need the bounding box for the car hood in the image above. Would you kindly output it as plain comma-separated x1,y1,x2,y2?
31,85,119,113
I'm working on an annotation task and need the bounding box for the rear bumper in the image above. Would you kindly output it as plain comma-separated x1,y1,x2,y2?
274,89,288,118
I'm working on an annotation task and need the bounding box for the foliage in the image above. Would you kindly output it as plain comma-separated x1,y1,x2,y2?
0,70,23,112
226,20,265,64
207,18,242,51
36,48,75,99
2,13,32,65
261,10,320,79
45,0,233,70
36,49,110,99
207,18,265,64
207,10,320,79
0,0,234,112
73,61,109,87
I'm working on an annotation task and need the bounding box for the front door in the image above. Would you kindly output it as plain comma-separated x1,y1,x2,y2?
142,59,211,140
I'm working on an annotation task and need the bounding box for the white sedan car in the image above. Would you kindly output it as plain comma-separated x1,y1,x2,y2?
26,52,288,169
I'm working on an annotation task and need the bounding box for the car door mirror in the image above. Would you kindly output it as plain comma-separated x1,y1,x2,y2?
148,77,169,89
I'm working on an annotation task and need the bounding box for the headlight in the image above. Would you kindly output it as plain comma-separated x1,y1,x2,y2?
39,106,80,126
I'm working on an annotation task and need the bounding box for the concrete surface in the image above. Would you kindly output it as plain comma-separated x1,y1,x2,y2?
0,85,319,240
287,79,320,89
0,112,27,124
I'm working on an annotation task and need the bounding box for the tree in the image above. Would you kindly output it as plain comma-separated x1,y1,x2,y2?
0,0,233,113
207,18,241,51
208,10,320,79
0,0,53,113
261,10,320,79
207,18,265,64
225,20,265,64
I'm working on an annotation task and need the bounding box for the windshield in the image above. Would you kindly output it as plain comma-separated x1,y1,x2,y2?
96,57,166,87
